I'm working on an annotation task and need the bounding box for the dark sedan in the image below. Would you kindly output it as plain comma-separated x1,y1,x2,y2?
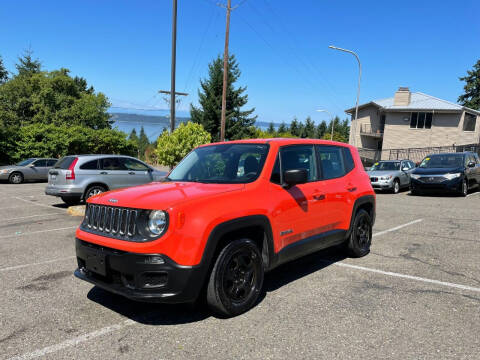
410,152,480,196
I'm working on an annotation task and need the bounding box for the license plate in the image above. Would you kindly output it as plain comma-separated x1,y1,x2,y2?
85,249,107,276
51,175,56,180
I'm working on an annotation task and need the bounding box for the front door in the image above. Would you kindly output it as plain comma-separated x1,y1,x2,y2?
121,158,154,186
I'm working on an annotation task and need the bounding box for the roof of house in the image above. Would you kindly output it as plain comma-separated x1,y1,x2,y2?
345,92,480,115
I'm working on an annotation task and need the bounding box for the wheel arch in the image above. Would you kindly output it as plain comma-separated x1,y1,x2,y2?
347,195,375,239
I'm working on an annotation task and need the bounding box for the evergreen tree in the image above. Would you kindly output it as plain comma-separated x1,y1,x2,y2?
326,116,341,138
289,117,301,137
277,122,287,133
128,128,139,144
138,126,150,160
267,121,275,134
298,121,306,138
0,55,8,84
15,50,41,76
191,54,256,141
303,116,315,138
316,120,327,138
458,59,480,110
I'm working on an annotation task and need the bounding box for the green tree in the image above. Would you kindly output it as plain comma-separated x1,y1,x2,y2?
303,116,315,138
289,117,301,137
316,120,327,138
156,122,211,168
138,126,150,160
0,55,8,84
15,50,41,76
321,131,347,143
267,121,275,134
458,59,480,110
277,122,287,133
191,54,256,141
128,128,139,144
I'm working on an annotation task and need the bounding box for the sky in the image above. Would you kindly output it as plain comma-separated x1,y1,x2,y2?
1,0,479,125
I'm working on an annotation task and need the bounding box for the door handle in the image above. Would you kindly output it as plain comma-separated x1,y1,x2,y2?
347,187,357,192
128,171,135,175
313,194,325,200
100,171,108,175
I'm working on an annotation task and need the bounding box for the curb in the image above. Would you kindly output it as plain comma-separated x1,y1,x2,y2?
67,205,85,217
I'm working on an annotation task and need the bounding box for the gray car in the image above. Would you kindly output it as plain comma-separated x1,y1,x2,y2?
367,159,416,193
0,158,58,184
45,155,165,205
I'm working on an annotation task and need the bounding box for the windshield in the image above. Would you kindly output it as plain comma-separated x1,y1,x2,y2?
167,143,269,184
419,154,464,168
370,161,400,171
16,158,36,166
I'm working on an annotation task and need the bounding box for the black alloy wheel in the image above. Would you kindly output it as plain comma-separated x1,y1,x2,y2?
347,209,372,258
207,239,264,317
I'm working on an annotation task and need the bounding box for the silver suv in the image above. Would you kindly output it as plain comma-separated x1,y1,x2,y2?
45,155,165,205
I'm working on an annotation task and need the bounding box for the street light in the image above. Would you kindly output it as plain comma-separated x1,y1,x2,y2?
328,45,361,147
316,109,334,141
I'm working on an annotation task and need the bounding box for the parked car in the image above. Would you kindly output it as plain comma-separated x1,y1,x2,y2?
45,155,165,205
74,139,376,317
0,158,58,184
367,160,415,193
410,152,480,196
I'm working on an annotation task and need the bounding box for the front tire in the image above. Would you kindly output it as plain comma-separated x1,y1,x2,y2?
392,179,400,194
9,172,24,184
347,209,372,258
206,239,264,317
459,179,468,197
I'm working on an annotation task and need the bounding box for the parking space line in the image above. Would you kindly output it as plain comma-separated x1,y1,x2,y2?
373,219,423,237
0,213,62,222
331,262,480,293
7,319,136,360
0,256,76,272
13,196,67,211
0,226,77,239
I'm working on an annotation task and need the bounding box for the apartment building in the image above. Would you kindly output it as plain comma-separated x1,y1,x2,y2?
346,87,480,161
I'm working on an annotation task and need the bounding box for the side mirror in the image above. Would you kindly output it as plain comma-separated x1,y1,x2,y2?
402,167,409,171
147,167,154,172
283,169,308,187
28,163,35,167
467,161,476,168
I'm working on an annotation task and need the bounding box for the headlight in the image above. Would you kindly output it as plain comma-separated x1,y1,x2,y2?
0,169,12,174
411,174,420,179
147,210,168,235
444,173,462,180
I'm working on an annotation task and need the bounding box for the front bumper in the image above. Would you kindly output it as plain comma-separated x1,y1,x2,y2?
74,238,205,303
410,176,463,193
370,179,393,190
0,172,12,180
45,185,83,198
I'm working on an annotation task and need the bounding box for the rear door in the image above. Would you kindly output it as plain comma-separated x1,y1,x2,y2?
99,157,132,190
121,158,154,186
32,159,49,180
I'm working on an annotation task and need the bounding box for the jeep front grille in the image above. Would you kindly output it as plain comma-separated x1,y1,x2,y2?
84,204,138,238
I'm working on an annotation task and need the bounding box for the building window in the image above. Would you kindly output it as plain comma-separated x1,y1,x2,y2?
463,113,477,132
410,112,432,129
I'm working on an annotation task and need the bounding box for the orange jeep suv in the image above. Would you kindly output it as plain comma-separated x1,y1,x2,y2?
74,139,375,316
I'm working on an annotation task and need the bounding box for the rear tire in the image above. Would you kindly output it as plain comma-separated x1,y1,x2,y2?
206,239,264,317
84,185,107,200
347,209,372,258
61,196,81,206
8,172,24,184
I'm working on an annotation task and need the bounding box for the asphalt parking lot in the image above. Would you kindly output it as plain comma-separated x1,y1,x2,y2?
1,182,479,360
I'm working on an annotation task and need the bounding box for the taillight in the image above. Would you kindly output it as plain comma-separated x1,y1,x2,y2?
66,157,79,180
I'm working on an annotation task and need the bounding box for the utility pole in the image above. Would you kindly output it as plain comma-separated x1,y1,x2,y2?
170,0,178,133
158,90,189,129
220,0,232,142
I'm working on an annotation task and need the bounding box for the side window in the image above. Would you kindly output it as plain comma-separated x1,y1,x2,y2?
101,158,127,171
47,160,57,167
270,155,281,185
80,160,99,170
280,145,317,182
123,158,149,171
34,160,47,167
343,148,355,173
474,154,480,164
317,146,346,180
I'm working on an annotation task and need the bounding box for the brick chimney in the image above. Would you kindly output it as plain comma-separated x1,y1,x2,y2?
393,87,411,106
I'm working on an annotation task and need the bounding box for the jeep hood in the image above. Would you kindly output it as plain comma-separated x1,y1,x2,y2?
88,181,245,209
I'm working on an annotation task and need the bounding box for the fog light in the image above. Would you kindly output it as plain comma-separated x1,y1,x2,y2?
145,255,165,265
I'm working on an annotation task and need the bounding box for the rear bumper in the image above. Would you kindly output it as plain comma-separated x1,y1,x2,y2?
45,185,83,198
410,177,463,193
74,238,206,303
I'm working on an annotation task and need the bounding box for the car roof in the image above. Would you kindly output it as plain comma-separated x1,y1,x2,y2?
426,152,467,156
67,154,136,158
199,138,353,148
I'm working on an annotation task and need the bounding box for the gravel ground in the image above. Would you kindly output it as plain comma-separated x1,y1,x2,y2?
0,182,479,360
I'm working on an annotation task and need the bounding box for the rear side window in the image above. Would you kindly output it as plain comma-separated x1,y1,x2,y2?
54,156,76,169
317,146,346,180
47,160,57,166
101,157,127,171
80,159,99,170
343,148,355,173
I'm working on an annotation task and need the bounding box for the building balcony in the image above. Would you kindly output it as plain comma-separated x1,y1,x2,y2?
360,124,384,138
